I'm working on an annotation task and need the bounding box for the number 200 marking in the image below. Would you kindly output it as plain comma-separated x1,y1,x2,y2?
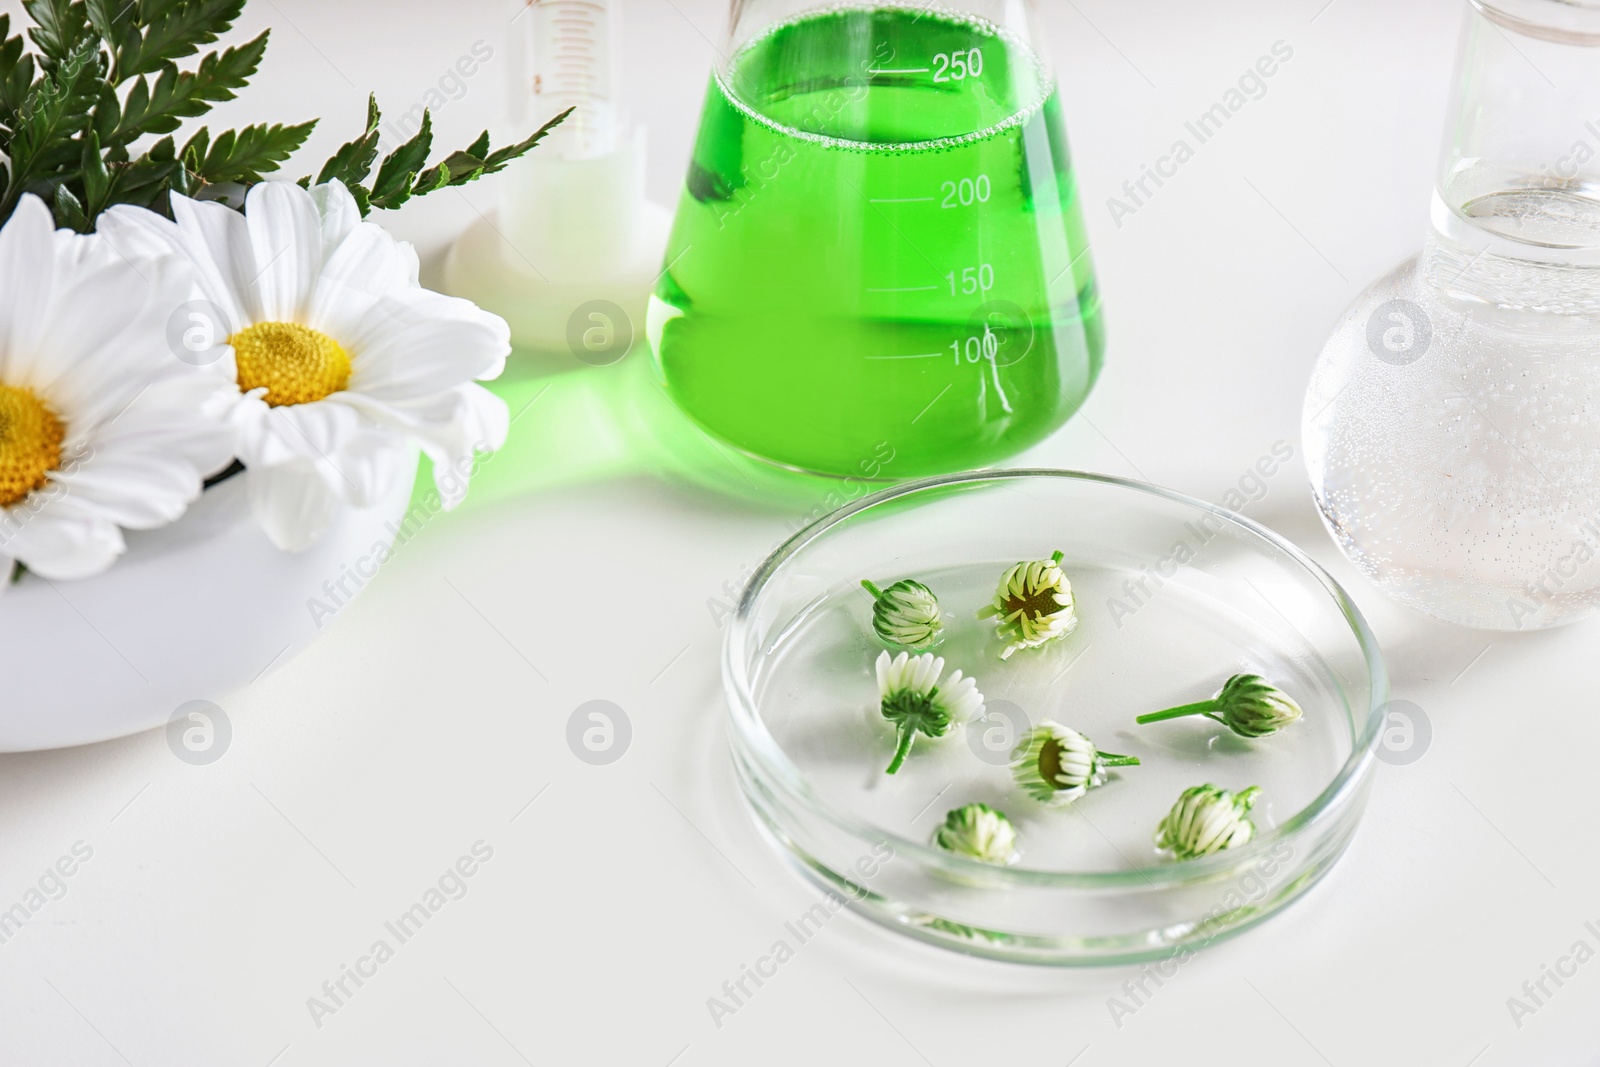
942,175,991,209
932,48,984,83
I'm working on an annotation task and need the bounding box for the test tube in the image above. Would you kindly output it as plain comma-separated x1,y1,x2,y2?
508,0,621,159
500,0,642,276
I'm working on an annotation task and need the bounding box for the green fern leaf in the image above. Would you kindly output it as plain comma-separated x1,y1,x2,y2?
4,38,102,205
111,29,267,143
191,119,314,184
84,0,133,41
0,16,38,126
367,108,432,210
409,107,572,195
79,128,110,211
22,0,90,65
52,178,88,229
313,93,381,187
343,180,371,215
104,133,181,212
479,107,573,172
113,0,243,81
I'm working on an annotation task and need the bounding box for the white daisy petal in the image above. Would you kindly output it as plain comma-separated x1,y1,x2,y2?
0,195,57,377
245,396,412,515
306,224,412,339
244,181,326,323
155,194,260,327
223,391,282,459
396,239,421,287
49,449,204,529
55,378,235,508
264,400,366,459
331,385,505,507
92,371,237,475
25,254,183,402
247,460,342,552
332,427,407,509
346,302,509,400
308,179,365,254
92,205,184,268
0,509,126,581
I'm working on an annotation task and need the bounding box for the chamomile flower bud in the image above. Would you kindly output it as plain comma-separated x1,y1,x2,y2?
876,650,985,775
861,578,944,650
1009,721,1140,805
1136,674,1303,738
934,803,1020,865
1154,784,1262,861
977,550,1077,659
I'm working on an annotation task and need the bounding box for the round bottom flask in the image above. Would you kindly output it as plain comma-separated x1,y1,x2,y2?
1304,0,1600,630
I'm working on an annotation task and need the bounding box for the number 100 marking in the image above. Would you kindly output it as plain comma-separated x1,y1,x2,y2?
951,327,1000,365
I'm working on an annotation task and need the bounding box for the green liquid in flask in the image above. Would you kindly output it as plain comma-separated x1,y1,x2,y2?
648,6,1103,479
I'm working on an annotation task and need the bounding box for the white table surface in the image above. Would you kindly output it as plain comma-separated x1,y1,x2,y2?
3,0,1597,1064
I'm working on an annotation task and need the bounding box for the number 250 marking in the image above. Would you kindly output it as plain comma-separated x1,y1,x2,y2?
932,48,984,83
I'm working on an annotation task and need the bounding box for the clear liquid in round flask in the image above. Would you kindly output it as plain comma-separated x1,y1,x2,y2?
1304,0,1600,630
647,0,1103,480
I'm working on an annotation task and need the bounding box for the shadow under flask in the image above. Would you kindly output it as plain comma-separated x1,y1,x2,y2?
646,0,1103,480
1303,0,1600,630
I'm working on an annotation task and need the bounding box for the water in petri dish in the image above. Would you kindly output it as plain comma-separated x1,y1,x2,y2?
754,560,1352,874
649,6,1103,479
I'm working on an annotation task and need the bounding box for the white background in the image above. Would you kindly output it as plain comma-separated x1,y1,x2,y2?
2,0,1598,1064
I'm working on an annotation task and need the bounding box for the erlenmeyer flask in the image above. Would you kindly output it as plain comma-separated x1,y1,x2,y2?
647,0,1103,479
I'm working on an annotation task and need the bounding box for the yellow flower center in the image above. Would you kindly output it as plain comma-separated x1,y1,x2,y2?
0,384,65,508
1004,584,1062,622
231,321,352,407
1037,737,1065,789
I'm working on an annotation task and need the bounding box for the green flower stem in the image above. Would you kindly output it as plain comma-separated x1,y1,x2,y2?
886,724,917,775
1136,701,1219,724
1137,675,1302,738
1097,751,1142,767
861,579,884,599
1050,550,1064,564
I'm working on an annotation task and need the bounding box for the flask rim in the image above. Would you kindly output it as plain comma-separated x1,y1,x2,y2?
1472,0,1600,45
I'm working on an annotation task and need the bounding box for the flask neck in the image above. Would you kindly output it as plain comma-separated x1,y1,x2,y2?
1428,0,1600,310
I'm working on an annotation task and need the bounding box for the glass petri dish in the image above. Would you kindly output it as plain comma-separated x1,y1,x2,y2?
724,469,1387,966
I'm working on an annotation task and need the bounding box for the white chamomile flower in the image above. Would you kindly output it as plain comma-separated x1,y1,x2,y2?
861,577,943,650
100,180,511,551
978,550,1077,659
0,195,232,583
875,650,984,775
934,802,1019,865
1154,784,1262,861
1010,721,1140,805
1136,674,1304,738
